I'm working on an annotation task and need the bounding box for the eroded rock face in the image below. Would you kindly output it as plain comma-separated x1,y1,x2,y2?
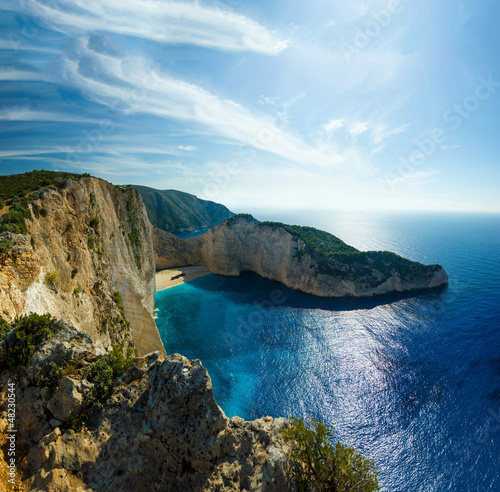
155,215,448,298
0,323,294,491
0,178,164,356
46,377,94,422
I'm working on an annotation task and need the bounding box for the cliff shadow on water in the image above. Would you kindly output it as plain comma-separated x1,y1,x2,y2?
181,271,450,313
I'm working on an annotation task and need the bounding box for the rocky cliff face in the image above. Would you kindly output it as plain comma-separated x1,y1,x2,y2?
0,178,296,491
155,214,448,297
0,177,163,356
0,321,293,491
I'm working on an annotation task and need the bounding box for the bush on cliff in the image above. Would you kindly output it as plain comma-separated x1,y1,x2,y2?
0,237,14,252
69,343,135,429
283,416,380,492
0,317,11,340
2,313,58,376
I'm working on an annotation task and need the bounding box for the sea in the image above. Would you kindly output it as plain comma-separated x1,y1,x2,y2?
154,211,500,492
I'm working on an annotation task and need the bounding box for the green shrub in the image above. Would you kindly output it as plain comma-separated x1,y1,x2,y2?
2,313,58,376
89,215,100,231
89,193,95,207
282,416,380,492
87,235,94,250
66,252,71,262
0,317,12,340
0,238,13,252
0,223,21,234
45,271,57,284
9,201,31,219
40,208,47,217
0,199,5,209
69,344,135,429
39,361,63,397
73,287,82,298
112,291,122,305
71,267,78,278
0,206,29,235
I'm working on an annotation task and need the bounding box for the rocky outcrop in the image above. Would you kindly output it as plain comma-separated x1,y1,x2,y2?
0,322,293,491
0,177,164,356
134,185,234,233
155,214,448,297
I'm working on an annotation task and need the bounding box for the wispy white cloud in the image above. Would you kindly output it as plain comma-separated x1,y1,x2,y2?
7,0,287,55
441,144,462,150
0,149,59,158
0,41,59,53
0,69,48,81
0,145,181,159
322,118,346,133
55,38,342,167
177,145,198,151
372,122,414,143
0,108,100,123
348,121,370,137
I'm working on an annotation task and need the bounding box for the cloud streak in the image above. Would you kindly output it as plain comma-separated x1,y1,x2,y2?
0,108,101,123
56,37,342,167
0,69,48,81
6,0,287,55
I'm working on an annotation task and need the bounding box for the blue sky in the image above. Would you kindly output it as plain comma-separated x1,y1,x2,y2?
0,0,499,213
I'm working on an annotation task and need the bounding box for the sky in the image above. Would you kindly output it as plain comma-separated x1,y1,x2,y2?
0,0,499,213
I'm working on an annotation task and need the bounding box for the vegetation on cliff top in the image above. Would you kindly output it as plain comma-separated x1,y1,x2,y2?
220,216,441,282
262,222,359,256
0,170,91,237
283,416,380,491
0,170,90,203
134,184,234,232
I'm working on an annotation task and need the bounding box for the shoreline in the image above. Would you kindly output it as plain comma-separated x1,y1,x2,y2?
155,266,211,291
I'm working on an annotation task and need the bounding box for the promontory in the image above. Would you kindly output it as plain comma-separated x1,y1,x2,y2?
155,213,448,297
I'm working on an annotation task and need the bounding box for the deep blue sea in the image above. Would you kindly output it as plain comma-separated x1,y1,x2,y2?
155,212,500,492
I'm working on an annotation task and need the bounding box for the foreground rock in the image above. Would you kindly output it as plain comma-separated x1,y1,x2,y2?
0,323,293,491
155,214,448,298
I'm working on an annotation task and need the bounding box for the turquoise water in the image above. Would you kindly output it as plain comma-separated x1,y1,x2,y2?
155,212,500,491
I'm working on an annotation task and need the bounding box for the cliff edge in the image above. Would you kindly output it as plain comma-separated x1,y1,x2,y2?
0,174,163,356
155,214,448,297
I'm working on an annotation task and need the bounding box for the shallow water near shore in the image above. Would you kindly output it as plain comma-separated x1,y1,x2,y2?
155,212,500,491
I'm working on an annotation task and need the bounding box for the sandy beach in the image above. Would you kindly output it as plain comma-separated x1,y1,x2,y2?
155,266,211,291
